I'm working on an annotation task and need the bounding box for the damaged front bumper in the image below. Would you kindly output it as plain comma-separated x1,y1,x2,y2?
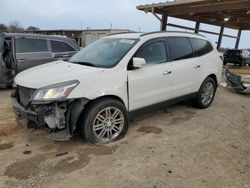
12,87,89,140
225,69,250,94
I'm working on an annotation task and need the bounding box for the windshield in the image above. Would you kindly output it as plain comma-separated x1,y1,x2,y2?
69,38,138,68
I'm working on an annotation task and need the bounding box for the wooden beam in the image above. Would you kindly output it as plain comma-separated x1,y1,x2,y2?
235,29,242,49
161,13,168,31
195,22,200,33
137,0,250,30
151,7,162,22
167,23,235,37
137,0,205,10
165,1,250,16
217,26,224,50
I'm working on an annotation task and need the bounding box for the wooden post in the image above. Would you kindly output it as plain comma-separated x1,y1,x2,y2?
235,29,242,49
195,22,200,33
161,13,168,31
217,26,224,50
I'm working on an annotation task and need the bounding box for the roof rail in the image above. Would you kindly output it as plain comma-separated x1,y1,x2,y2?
107,31,139,36
140,31,205,38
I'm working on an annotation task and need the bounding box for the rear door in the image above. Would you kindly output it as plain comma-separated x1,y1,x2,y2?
188,37,214,89
128,38,174,111
50,40,77,60
166,37,200,97
15,37,54,73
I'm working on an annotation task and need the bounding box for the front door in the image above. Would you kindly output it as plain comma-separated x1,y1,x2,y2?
128,39,173,111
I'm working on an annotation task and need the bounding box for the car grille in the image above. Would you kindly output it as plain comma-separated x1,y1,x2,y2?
18,86,36,107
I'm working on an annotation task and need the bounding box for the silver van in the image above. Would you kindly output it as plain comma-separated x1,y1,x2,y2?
0,33,80,88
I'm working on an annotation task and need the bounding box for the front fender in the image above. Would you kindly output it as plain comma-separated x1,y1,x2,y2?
66,98,89,135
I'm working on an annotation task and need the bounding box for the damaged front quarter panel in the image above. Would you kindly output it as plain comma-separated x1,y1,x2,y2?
31,98,89,141
43,103,67,129
25,98,89,140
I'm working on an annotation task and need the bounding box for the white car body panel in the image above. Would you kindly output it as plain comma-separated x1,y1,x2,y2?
15,61,105,88
14,32,223,112
128,62,173,110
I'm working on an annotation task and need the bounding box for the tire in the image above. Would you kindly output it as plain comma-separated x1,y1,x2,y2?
79,98,129,144
192,77,217,109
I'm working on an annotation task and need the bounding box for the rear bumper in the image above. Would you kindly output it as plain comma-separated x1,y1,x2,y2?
225,69,250,93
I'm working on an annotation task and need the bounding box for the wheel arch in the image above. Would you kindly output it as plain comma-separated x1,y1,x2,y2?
74,95,129,143
207,74,218,86
91,95,127,109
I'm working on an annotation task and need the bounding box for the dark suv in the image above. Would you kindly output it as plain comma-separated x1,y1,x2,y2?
0,33,80,88
223,49,249,66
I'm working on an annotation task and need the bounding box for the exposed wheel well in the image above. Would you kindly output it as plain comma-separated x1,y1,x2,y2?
94,95,125,106
207,74,218,86
75,95,127,133
82,95,126,113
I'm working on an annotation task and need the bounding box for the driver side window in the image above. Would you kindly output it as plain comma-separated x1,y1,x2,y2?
136,40,167,64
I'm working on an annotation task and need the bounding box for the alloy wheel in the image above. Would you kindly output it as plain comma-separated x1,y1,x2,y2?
93,107,124,143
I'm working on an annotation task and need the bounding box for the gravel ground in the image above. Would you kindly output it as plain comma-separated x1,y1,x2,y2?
0,86,249,188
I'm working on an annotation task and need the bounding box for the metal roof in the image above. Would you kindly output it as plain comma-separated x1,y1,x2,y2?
137,0,250,30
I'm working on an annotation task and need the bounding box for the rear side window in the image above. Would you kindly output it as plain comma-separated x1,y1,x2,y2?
16,38,48,53
167,37,193,61
189,38,213,56
136,40,167,64
51,40,75,53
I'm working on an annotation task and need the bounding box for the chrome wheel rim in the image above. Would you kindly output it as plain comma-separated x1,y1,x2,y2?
201,82,214,106
93,107,124,143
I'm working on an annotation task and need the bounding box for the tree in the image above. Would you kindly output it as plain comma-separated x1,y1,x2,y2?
26,26,40,31
8,21,24,33
0,24,8,32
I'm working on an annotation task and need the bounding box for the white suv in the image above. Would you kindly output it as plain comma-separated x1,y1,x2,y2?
12,32,223,144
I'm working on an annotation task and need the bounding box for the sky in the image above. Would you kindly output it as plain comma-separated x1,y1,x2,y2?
0,0,249,49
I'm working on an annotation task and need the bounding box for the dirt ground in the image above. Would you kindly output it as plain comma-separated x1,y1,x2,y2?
0,86,249,188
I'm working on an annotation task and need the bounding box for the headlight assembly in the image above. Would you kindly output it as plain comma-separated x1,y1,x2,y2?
32,80,79,101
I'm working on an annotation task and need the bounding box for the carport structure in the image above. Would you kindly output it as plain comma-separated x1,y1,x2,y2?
137,0,250,49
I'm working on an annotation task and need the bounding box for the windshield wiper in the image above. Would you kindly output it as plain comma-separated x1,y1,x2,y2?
71,61,98,67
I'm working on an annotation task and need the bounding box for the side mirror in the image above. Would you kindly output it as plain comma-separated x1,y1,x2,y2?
133,57,146,68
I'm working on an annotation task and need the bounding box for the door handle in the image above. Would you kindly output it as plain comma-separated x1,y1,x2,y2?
162,70,172,75
17,59,25,63
62,54,70,58
194,65,201,68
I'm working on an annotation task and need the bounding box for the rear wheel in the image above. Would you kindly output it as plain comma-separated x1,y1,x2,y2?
80,98,129,144
192,77,217,109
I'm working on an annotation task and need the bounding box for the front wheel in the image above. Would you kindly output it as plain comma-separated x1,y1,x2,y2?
80,98,129,144
192,77,217,109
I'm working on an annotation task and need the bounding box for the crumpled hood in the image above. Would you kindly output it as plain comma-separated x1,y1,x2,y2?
15,60,104,89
